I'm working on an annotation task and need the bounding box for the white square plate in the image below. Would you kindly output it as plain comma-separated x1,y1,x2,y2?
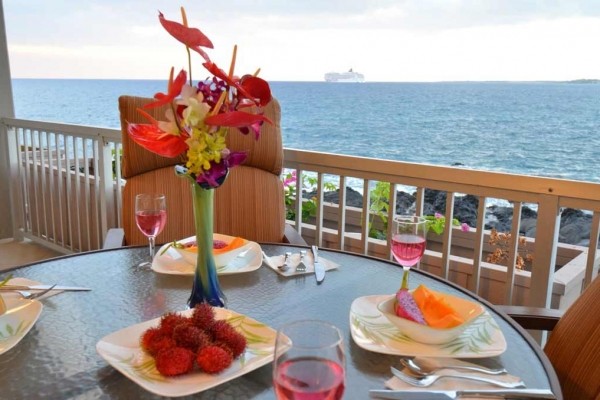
350,295,506,358
152,234,263,276
96,308,277,397
0,280,43,355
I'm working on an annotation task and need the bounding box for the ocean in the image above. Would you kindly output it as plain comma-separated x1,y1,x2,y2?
10,79,600,184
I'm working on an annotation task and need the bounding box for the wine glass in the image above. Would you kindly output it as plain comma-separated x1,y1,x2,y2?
273,320,345,400
134,193,167,268
391,215,428,271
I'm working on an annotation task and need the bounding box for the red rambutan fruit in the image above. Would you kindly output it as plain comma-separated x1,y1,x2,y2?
158,312,191,337
208,320,234,339
214,328,247,359
172,324,212,351
196,345,233,374
191,303,216,328
155,347,195,377
146,335,176,357
140,327,161,353
212,340,234,357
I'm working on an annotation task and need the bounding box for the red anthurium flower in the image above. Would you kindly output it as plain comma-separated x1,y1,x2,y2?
144,68,187,109
158,12,213,62
202,62,257,104
240,76,271,106
128,124,188,158
205,111,272,129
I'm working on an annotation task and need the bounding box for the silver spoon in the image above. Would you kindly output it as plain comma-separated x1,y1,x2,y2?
401,357,507,376
278,252,292,271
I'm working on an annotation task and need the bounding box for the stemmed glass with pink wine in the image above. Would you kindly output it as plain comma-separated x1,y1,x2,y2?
273,320,345,400
134,193,167,268
391,215,428,272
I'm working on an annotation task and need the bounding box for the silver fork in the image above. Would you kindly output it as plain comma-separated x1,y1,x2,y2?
391,366,525,388
400,357,508,376
16,284,57,300
295,250,307,272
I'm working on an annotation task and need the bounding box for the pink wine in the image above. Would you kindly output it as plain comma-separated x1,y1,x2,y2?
135,210,167,237
274,357,344,400
391,234,426,267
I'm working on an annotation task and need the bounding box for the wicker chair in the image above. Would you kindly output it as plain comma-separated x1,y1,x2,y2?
105,95,305,247
499,276,600,400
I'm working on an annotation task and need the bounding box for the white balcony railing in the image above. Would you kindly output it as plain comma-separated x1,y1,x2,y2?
2,117,599,311
4,118,123,253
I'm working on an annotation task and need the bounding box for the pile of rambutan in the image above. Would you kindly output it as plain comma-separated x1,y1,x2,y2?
140,304,247,377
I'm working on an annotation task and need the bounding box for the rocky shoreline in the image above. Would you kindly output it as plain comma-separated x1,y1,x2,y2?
307,187,596,247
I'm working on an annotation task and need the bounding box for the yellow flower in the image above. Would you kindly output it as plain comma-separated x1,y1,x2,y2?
185,128,227,175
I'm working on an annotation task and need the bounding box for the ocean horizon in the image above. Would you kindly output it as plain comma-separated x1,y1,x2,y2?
11,79,600,185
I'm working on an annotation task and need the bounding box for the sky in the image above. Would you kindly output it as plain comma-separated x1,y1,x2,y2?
3,0,600,82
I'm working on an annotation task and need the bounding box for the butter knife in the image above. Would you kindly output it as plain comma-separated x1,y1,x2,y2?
0,285,91,292
369,388,556,399
311,245,326,284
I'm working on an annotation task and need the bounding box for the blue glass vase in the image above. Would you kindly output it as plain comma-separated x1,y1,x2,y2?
187,183,226,308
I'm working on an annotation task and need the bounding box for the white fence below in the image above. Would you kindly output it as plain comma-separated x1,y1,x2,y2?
4,118,122,253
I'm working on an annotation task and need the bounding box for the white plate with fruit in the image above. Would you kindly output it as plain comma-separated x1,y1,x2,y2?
349,290,506,358
377,284,485,344
152,234,262,276
96,305,279,397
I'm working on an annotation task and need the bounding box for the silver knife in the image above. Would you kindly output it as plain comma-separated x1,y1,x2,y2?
311,245,326,284
369,388,556,399
0,285,91,292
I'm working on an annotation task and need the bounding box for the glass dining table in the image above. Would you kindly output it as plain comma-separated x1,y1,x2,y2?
0,244,562,399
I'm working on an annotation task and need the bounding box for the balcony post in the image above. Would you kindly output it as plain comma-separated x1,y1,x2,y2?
530,195,560,309
0,0,16,240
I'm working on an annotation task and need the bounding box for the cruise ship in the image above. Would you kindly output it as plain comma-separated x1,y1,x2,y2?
324,68,365,83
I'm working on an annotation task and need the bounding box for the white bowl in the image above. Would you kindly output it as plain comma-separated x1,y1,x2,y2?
174,234,251,267
377,289,485,344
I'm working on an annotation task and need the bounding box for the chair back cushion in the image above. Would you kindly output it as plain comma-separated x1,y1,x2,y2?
544,276,600,400
227,99,283,176
119,95,285,245
214,165,285,242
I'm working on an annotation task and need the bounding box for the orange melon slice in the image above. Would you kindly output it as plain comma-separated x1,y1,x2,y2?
413,285,465,328
213,237,246,255
182,237,246,255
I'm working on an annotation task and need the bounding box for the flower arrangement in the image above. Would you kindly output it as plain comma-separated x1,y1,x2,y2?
127,7,273,308
127,7,272,188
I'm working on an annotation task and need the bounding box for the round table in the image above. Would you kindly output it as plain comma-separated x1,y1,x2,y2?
0,244,561,399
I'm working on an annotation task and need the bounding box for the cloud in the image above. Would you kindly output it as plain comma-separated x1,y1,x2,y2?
4,0,600,81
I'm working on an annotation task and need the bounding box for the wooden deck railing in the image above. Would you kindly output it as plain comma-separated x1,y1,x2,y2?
2,117,599,310
282,149,600,310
